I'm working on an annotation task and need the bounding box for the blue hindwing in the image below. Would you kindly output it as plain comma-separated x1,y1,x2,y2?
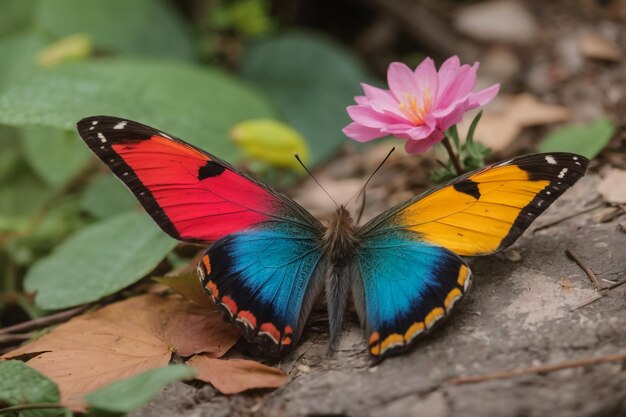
198,221,324,356
354,230,470,358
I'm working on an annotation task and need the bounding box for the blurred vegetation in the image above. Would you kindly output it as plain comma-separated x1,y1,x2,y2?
0,0,371,326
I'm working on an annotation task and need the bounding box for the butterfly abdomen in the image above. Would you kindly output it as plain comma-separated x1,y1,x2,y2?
322,206,361,351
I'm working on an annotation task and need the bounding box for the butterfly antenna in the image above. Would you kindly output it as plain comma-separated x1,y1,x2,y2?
294,154,339,209
348,147,395,224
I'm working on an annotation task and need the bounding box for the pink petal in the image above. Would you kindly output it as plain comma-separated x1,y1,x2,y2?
436,103,469,131
387,62,421,101
436,62,478,110
346,105,398,128
468,83,500,107
342,122,384,142
403,129,445,153
382,122,424,136
361,83,404,116
354,95,368,105
414,57,439,104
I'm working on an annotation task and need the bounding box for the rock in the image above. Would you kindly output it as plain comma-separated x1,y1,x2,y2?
454,1,539,44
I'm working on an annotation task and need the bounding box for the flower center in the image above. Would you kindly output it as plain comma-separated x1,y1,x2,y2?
399,87,432,125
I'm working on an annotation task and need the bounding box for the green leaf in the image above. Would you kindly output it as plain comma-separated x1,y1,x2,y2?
81,174,136,219
34,0,195,61
0,360,65,417
0,171,52,233
0,33,47,92
0,126,22,183
240,31,371,165
465,110,483,147
0,0,36,37
85,365,195,414
21,126,91,188
24,211,177,310
538,118,615,159
0,58,275,161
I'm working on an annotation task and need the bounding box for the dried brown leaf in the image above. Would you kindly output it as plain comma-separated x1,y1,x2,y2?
2,294,240,410
598,169,626,204
187,354,288,394
579,32,622,62
458,93,572,153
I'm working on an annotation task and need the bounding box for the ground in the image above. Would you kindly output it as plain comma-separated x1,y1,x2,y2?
132,173,626,417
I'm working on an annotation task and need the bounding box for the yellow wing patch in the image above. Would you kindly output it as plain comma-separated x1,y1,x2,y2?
399,164,550,256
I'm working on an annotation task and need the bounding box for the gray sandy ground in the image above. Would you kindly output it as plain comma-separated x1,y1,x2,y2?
132,174,626,417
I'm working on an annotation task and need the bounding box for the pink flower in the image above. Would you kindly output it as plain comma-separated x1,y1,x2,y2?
343,56,500,153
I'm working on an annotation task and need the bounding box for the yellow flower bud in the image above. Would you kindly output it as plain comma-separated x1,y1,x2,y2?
230,119,309,171
37,34,92,68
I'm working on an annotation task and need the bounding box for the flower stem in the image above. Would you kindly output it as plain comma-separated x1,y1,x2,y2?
441,136,464,176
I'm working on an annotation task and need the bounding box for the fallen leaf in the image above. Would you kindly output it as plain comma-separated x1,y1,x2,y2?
454,0,538,44
458,94,572,153
592,206,621,223
579,32,622,62
2,294,240,411
506,93,572,127
187,354,288,394
598,169,626,204
155,271,214,309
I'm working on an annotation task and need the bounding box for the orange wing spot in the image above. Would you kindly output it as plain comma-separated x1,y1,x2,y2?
259,322,281,344
404,322,425,343
281,336,292,346
424,307,445,329
220,296,238,315
370,344,381,356
368,331,380,345
380,333,404,354
236,310,257,329
284,325,293,336
457,265,470,290
205,280,219,299
444,288,463,311
202,255,211,275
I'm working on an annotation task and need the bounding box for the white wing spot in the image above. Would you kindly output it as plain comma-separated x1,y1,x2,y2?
558,168,568,179
91,121,98,126
573,156,578,160
113,121,127,130
545,155,557,165
97,132,107,143
89,126,95,131
100,146,105,149
537,200,543,207
546,191,551,195
123,172,129,176
575,161,581,166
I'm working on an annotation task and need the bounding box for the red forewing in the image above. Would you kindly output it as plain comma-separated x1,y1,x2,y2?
77,116,321,243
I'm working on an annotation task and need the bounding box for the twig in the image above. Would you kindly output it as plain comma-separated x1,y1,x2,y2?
0,332,34,344
605,276,626,290
0,403,66,413
565,248,604,290
571,293,604,311
532,204,604,233
447,352,626,385
359,0,476,58
0,304,89,335
441,136,463,176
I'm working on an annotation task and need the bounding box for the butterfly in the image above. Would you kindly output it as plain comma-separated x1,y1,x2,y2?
77,116,589,360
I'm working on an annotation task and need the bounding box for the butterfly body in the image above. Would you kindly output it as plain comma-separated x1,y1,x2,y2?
77,116,589,360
